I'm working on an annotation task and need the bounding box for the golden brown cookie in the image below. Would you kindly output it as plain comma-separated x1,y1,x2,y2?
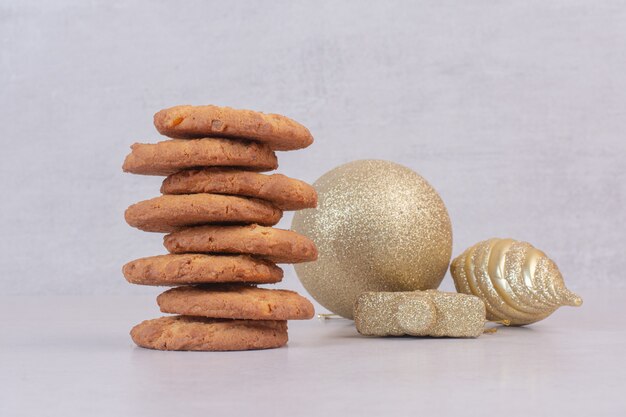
153,105,313,151
157,285,315,320
161,168,318,210
163,224,318,263
122,138,278,176
123,254,283,286
130,316,288,351
125,194,283,233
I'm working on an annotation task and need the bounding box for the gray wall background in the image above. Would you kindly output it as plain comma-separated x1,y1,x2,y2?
1,0,624,298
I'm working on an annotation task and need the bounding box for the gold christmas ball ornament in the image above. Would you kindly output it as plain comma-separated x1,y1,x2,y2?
450,238,583,326
291,160,453,319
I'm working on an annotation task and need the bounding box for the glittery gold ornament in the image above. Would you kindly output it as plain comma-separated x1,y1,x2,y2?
291,160,453,319
354,290,486,338
450,238,582,326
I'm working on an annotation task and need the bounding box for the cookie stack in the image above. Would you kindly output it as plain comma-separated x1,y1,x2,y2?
122,105,318,351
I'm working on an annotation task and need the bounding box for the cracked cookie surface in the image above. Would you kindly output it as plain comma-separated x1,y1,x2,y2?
130,316,288,351
163,224,317,263
161,168,317,210
125,194,283,233
157,285,315,320
122,138,278,175
154,105,313,151
123,254,283,286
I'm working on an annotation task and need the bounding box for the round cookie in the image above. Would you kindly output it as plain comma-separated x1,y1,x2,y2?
122,138,278,176
130,316,288,351
157,285,315,320
153,105,313,151
123,254,283,286
163,224,318,263
125,194,283,233
161,168,318,210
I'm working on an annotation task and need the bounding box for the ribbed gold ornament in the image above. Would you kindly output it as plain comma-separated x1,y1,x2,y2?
450,238,582,325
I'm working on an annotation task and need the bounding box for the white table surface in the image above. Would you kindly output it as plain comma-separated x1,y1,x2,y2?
1,290,623,417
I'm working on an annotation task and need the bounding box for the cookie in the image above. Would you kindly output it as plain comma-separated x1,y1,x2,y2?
161,168,318,210
130,316,288,351
125,194,283,233
122,138,278,176
157,285,315,320
163,224,318,263
153,105,313,151
123,254,283,286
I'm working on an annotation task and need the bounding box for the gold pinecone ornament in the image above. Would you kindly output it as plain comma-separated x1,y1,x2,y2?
450,238,582,326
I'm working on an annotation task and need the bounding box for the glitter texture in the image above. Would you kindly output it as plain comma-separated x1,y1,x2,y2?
450,238,583,326
354,290,486,338
291,160,452,319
